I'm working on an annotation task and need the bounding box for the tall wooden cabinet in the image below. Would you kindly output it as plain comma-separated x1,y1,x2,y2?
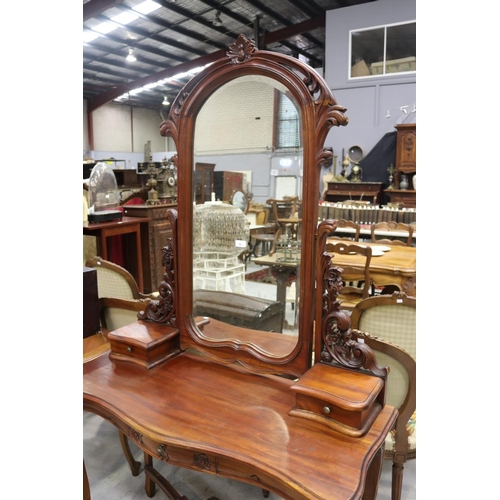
214,171,244,201
123,203,177,293
385,123,416,208
194,163,215,204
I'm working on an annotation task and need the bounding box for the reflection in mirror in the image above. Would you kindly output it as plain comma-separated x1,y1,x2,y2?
230,189,248,214
193,75,302,347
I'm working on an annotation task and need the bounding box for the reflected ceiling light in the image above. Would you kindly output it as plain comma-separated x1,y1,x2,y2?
162,96,170,106
126,48,136,62
213,10,223,27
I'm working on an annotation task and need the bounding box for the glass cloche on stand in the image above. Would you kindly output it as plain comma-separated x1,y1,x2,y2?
87,162,122,222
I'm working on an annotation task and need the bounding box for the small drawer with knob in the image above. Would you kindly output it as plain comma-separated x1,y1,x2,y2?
108,320,181,369
289,363,384,437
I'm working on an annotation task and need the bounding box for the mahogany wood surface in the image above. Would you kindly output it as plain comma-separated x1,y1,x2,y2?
326,240,416,296
84,352,397,500
84,36,400,500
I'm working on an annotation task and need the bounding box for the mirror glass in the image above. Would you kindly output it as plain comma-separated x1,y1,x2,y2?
230,189,248,213
192,75,303,351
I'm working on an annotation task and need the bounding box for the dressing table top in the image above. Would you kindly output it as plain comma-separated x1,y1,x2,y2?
84,352,397,500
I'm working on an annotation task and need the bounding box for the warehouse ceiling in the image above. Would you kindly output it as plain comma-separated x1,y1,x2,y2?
83,0,376,112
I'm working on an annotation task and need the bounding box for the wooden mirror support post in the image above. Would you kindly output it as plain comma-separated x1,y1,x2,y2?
84,35,398,500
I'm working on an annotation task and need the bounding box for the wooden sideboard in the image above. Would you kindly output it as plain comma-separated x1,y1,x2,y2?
123,203,177,294
385,123,416,208
324,181,384,205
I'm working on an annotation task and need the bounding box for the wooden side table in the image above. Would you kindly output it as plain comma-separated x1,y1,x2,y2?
122,204,177,293
83,216,150,292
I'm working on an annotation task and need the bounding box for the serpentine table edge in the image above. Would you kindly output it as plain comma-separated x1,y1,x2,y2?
83,351,397,500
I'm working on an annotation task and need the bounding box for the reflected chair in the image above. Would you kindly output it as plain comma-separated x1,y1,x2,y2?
325,241,372,311
350,291,416,500
85,256,158,300
266,196,301,256
245,207,277,260
371,221,414,246
329,219,361,242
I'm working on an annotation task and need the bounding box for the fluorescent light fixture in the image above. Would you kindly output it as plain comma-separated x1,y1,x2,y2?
188,66,206,75
113,63,213,103
134,1,162,15
126,48,137,62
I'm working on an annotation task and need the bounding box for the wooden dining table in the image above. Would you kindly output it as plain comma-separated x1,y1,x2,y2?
326,240,416,296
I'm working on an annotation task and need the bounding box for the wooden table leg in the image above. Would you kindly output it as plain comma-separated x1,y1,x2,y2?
362,446,384,500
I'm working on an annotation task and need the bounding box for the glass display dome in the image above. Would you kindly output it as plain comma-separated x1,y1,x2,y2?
88,162,120,212
87,162,122,222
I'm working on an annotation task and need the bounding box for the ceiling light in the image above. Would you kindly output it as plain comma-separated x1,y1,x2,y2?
126,48,136,62
134,1,162,15
213,11,223,27
162,96,170,106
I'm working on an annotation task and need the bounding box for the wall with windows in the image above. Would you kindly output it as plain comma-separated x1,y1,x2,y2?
323,0,416,174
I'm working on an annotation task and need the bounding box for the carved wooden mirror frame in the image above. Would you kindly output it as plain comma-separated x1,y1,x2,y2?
157,35,348,377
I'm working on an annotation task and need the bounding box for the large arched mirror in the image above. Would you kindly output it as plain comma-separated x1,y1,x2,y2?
160,35,347,377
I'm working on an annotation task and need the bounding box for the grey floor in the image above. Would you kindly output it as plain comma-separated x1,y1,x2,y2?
83,412,416,500
84,261,416,500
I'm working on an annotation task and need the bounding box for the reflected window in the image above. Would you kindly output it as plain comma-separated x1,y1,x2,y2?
350,21,416,79
275,91,300,149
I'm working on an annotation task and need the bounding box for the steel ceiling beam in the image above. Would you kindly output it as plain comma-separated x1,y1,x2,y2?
87,15,326,113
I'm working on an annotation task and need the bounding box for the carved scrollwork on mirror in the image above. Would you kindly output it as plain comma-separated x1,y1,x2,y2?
314,219,386,377
157,34,348,377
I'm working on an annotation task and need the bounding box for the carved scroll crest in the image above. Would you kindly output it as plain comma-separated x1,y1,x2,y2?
226,34,255,64
316,220,386,376
139,210,178,325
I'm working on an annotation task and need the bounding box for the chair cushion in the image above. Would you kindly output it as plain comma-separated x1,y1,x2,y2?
385,410,416,453
359,305,416,360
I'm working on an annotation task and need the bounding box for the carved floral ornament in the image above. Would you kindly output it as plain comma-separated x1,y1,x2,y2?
226,34,256,64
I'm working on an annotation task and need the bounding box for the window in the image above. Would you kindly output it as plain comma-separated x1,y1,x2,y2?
349,21,416,79
275,91,301,150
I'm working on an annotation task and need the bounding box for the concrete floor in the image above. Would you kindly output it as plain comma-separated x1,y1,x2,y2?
84,412,416,500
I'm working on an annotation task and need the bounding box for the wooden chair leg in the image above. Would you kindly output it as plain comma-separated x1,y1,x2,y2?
391,461,405,500
118,431,141,476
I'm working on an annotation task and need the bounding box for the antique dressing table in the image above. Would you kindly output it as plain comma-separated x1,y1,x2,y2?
84,35,397,500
